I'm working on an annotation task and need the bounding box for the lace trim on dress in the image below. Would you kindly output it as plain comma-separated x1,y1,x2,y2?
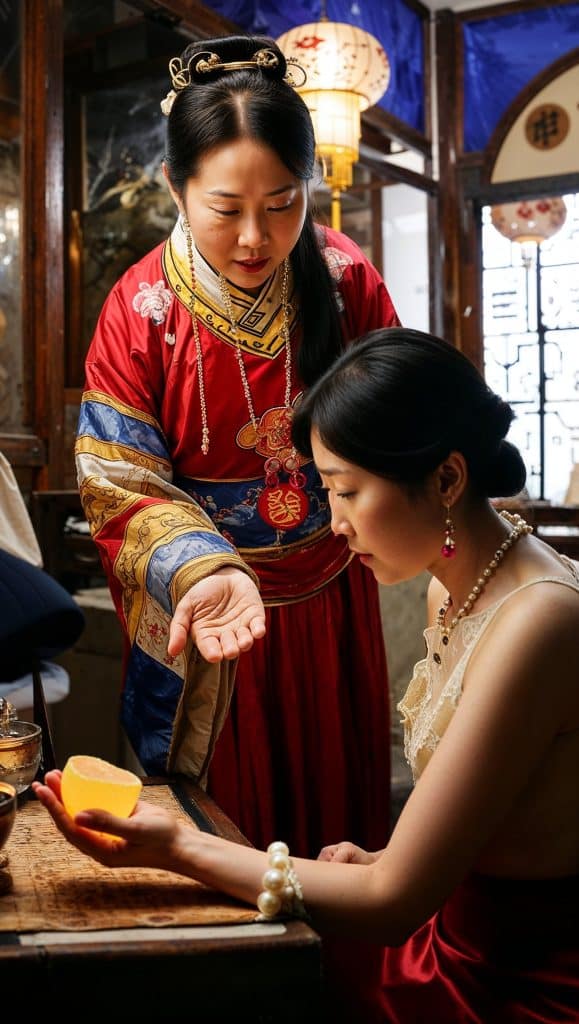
398,557,579,783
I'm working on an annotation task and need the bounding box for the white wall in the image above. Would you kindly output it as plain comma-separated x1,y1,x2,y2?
382,184,429,331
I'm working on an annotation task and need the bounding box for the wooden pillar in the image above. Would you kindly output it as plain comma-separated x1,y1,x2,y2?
434,9,462,349
456,160,484,372
22,0,65,488
434,9,485,368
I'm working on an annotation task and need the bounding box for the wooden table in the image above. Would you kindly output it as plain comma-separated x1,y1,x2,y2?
0,779,322,1022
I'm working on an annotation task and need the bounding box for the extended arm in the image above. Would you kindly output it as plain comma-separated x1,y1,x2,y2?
76,281,264,776
77,285,262,646
33,584,578,944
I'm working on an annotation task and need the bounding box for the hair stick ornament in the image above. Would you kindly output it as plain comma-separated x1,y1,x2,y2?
160,48,306,115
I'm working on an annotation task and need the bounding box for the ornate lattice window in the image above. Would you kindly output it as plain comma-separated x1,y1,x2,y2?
482,193,579,501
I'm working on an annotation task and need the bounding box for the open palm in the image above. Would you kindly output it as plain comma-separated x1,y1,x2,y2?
168,567,266,662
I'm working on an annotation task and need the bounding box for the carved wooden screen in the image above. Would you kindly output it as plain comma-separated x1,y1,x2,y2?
482,193,579,502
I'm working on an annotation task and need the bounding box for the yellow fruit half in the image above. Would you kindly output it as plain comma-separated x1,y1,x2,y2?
61,755,142,820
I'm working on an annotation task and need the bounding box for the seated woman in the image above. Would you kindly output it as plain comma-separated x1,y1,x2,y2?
33,327,579,1023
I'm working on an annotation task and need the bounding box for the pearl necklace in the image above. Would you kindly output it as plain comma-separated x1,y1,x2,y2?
434,511,533,666
218,260,293,440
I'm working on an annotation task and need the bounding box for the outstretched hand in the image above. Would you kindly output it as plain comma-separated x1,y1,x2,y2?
31,772,185,872
168,567,266,662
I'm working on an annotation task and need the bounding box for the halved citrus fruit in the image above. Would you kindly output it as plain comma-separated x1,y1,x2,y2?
60,755,142,820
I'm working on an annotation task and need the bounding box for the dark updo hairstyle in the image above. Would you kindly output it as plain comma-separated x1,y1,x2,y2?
292,327,527,499
164,34,343,387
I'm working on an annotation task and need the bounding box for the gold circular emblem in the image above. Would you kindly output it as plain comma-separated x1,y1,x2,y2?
525,103,570,150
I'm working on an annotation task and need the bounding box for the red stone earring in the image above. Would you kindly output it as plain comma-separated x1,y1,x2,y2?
441,503,456,558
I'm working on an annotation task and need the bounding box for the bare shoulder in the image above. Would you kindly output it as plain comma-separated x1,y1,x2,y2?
498,574,579,637
491,533,579,644
467,576,579,722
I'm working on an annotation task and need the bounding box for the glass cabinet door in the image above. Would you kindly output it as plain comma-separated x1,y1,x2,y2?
0,0,23,435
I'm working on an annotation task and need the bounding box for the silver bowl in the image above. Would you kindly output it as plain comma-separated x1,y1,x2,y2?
0,721,43,795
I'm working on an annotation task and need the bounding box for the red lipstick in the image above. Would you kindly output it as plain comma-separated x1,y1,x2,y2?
236,257,270,274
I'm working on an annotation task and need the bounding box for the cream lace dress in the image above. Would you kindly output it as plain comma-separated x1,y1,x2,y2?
398,555,579,783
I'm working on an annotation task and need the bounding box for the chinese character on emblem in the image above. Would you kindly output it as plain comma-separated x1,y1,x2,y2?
525,104,570,150
258,482,309,530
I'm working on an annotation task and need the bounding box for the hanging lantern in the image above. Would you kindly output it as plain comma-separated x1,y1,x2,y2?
277,19,390,230
490,197,567,264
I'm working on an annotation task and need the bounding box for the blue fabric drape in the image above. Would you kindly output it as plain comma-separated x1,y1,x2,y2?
205,0,425,134
463,3,579,152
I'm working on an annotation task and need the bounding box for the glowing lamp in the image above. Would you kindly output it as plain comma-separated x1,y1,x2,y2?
277,19,390,229
490,197,567,266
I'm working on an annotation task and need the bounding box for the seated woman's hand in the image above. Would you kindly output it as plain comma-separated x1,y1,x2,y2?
31,771,185,872
168,567,266,661
317,841,379,865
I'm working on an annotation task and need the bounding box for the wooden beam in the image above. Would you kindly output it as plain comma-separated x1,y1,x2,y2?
361,121,392,156
458,0,579,23
358,150,438,195
362,106,431,157
466,172,579,205
126,0,238,38
401,0,431,19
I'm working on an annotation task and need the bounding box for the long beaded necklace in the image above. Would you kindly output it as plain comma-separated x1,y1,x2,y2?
434,511,533,666
184,217,308,531
184,220,210,455
217,260,293,434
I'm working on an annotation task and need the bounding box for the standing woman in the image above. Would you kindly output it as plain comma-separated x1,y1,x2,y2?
75,34,398,857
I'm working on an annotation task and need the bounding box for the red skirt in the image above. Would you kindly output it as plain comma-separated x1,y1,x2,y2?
206,557,391,858
324,872,579,1023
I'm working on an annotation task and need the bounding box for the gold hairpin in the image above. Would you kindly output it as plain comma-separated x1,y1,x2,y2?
194,48,280,75
160,90,177,116
283,57,307,88
160,55,195,115
168,55,194,91
160,48,308,113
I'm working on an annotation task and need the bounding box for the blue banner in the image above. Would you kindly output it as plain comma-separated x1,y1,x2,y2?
463,3,579,152
205,0,425,134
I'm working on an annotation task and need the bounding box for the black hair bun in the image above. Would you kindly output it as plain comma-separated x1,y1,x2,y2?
484,440,527,498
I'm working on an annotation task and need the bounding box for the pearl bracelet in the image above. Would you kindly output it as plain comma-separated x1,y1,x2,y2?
256,841,306,921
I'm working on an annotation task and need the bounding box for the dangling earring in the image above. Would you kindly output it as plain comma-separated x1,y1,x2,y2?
441,502,456,558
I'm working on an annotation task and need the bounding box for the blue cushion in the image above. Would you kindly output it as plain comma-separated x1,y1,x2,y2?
0,548,85,681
